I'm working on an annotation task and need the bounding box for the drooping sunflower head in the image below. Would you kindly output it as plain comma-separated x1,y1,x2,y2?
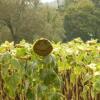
33,38,53,56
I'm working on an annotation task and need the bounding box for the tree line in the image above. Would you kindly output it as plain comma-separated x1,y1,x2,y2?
0,0,100,43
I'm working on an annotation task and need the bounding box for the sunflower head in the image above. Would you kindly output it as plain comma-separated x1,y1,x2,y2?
33,38,53,56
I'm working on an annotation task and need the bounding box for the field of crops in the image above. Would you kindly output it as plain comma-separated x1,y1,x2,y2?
0,38,100,100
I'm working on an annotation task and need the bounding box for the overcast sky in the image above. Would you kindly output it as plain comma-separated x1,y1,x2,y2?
41,0,56,3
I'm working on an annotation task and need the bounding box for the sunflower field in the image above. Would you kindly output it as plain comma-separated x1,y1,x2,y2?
0,38,100,100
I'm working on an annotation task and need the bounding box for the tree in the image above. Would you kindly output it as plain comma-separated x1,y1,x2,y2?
64,0,100,41
92,0,100,7
0,0,65,43
0,0,46,42
0,0,26,41
34,5,65,42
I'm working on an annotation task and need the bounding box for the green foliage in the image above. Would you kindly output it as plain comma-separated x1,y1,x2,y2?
0,38,100,99
64,0,100,41
1,0,100,42
0,0,65,42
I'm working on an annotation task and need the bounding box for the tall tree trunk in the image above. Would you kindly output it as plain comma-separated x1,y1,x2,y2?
8,23,18,42
4,19,18,43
